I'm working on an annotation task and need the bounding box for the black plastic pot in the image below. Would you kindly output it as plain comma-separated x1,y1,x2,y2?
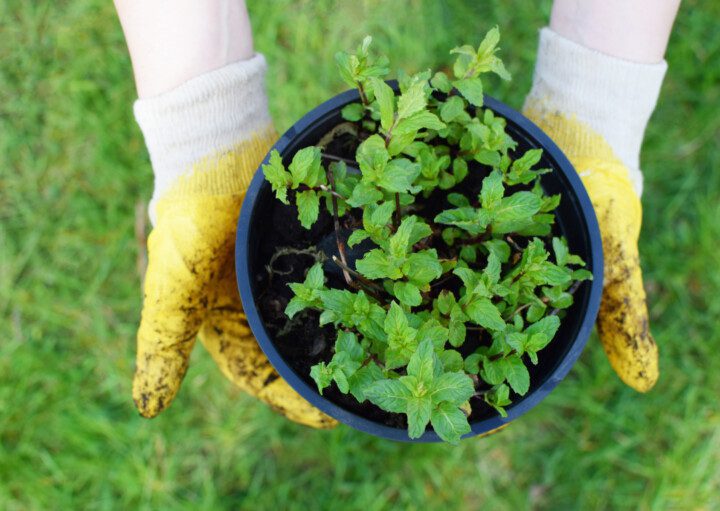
236,85,603,442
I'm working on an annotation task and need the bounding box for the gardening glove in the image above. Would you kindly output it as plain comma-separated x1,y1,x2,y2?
523,28,664,391
132,54,336,428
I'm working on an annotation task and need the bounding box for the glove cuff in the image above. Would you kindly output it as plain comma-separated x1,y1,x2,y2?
523,28,668,196
134,54,275,223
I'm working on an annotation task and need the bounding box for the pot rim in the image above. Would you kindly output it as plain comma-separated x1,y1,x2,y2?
236,86,603,442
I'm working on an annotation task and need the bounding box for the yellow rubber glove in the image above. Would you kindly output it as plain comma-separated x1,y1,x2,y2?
522,109,658,391
523,28,665,391
131,56,336,428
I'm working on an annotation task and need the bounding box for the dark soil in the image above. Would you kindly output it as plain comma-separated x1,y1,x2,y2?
253,126,557,430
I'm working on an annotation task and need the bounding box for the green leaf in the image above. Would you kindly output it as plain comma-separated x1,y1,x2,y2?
407,339,435,386
305,262,325,289
347,229,371,247
431,402,471,444
370,77,395,131
434,207,491,235
377,158,420,193
347,182,383,207
389,215,417,258
402,250,443,286
310,362,334,395
406,396,432,439
393,281,422,307
484,239,511,263
262,150,291,204
356,249,403,280
397,80,427,119
436,291,456,315
394,111,446,135
341,102,365,121
417,319,449,349
295,190,320,229
289,146,323,188
494,191,542,223
484,383,511,417
438,349,464,372
465,297,505,332
453,77,484,107
448,319,466,347
430,372,474,405
348,363,384,402
525,315,561,340
453,158,469,183
480,169,504,210
504,355,530,395
366,379,412,413
284,296,309,319
439,96,466,123
356,134,389,177
430,71,453,93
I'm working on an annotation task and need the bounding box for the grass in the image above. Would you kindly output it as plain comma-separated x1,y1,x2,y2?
1,0,719,509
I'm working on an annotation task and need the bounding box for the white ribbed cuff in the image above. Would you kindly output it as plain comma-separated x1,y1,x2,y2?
524,28,668,196
134,53,272,220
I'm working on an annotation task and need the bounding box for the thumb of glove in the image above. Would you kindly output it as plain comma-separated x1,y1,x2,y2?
133,196,237,417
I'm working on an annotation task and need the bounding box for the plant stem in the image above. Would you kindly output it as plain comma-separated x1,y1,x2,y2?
326,167,353,286
549,280,584,316
393,193,401,229
321,152,356,165
331,256,385,299
357,82,369,107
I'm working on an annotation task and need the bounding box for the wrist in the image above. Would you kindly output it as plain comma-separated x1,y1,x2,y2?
133,54,275,223
523,28,668,196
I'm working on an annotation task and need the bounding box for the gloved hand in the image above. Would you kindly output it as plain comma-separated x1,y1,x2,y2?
523,28,664,391
132,55,336,427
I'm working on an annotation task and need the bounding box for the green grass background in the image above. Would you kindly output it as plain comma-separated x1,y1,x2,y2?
2,0,719,509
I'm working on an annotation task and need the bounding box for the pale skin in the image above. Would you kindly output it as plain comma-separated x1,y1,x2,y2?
114,0,681,97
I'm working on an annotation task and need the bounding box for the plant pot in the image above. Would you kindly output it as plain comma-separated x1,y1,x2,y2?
236,85,603,442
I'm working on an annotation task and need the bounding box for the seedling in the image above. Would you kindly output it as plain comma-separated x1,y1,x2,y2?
262,28,591,443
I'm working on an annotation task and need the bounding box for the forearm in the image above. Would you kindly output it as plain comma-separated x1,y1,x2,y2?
114,0,255,98
549,0,681,64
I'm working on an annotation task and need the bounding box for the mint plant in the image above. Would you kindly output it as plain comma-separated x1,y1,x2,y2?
262,28,591,444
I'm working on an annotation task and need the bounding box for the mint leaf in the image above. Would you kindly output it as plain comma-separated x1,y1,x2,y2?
341,102,365,122
480,169,504,210
453,77,484,107
377,158,420,193
434,207,491,235
397,79,427,119
430,372,474,405
402,250,443,286
310,362,334,395
431,402,471,444
406,396,432,439
440,96,466,123
347,229,371,247
366,379,412,413
262,150,291,204
370,77,395,131
296,190,320,229
465,297,505,332
504,354,530,395
393,281,422,307
356,249,403,280
289,146,324,188
430,71,453,93
394,111,446,135
484,383,512,417
347,182,383,207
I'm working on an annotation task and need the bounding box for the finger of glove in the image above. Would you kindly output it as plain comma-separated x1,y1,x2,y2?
134,196,239,417
578,159,659,392
199,267,337,429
